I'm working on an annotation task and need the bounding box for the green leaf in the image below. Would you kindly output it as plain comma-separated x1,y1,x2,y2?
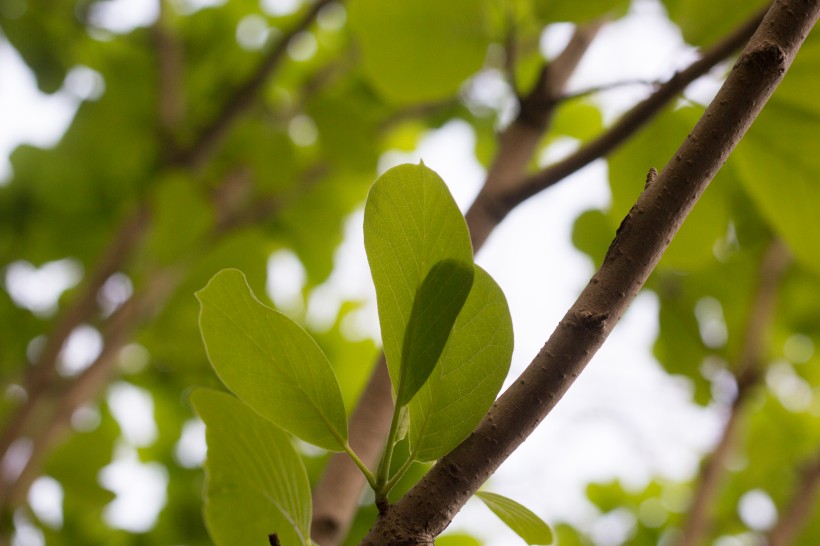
348,0,493,103
190,389,312,546
196,268,348,451
396,258,475,407
734,102,820,276
364,163,474,395
535,0,629,24
408,266,513,461
476,491,553,545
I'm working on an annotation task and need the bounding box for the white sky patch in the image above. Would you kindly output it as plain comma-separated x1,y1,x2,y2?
175,418,207,468
267,249,307,314
4,259,83,317
98,272,133,317
57,325,103,377
28,476,64,529
99,445,168,533
0,43,79,183
107,382,158,447
262,0,303,17
88,0,159,34
738,489,778,531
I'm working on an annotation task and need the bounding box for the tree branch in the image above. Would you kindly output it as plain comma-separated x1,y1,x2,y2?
465,3,768,250
767,451,820,545
676,239,790,546
361,2,819,543
308,24,603,545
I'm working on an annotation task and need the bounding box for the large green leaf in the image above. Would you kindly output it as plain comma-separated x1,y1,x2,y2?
408,266,513,461
363,163,474,393
190,389,312,546
476,491,553,545
396,258,474,407
535,0,629,24
348,0,492,103
196,268,348,451
734,103,820,276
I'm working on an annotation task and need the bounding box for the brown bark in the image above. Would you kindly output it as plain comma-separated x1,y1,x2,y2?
361,1,819,543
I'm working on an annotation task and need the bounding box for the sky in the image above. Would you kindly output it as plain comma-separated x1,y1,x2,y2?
0,0,730,544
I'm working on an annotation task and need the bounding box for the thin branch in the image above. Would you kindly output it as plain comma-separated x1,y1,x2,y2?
308,23,603,546
177,0,338,169
152,0,186,160
0,267,183,508
0,204,150,467
767,452,820,545
465,3,768,250
361,1,819,543
557,78,663,102
676,239,790,546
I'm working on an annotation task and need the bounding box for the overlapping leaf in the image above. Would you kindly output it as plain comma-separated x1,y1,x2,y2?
191,389,312,546
363,163,474,393
396,258,475,407
408,266,513,461
196,269,348,451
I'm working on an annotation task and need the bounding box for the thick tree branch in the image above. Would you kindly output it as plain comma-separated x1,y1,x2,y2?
308,24,603,545
465,3,768,250
767,451,820,545
677,239,790,546
361,2,819,543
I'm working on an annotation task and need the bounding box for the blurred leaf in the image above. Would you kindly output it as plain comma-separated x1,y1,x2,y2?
191,388,312,546
476,491,553,545
661,0,768,46
534,0,629,24
349,0,493,103
196,269,348,451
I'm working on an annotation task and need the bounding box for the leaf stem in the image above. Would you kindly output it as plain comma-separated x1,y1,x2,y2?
342,443,378,490
382,446,419,494
374,400,403,495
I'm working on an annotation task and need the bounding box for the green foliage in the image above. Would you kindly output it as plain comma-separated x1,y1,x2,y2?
349,0,493,103
194,164,513,539
196,268,348,451
191,388,312,546
3,0,820,544
476,491,553,545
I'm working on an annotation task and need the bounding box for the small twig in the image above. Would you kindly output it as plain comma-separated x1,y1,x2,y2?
557,78,663,103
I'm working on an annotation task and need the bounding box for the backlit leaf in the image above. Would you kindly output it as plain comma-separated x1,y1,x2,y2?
191,388,311,546
476,491,553,545
196,269,348,451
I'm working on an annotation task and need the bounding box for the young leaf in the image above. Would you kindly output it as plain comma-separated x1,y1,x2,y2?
475,491,553,545
408,265,513,462
190,388,312,546
196,268,348,451
364,162,473,396
396,258,474,407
